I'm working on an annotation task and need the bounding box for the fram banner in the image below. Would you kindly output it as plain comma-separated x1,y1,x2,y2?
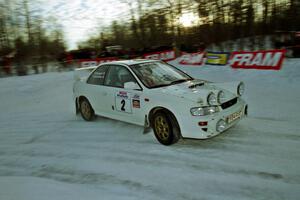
79,57,119,68
206,52,230,65
178,52,205,65
143,50,176,62
230,49,286,70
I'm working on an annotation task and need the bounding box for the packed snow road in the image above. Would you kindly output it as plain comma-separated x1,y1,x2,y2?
0,59,300,200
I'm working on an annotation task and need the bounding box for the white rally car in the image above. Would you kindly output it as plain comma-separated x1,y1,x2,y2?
73,59,248,145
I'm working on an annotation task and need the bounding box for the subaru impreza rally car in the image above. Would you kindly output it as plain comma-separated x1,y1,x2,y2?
73,59,248,145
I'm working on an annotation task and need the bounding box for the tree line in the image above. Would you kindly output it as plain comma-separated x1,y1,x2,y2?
0,0,66,62
1,0,299,60
78,0,300,52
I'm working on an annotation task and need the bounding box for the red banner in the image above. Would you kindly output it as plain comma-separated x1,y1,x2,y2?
178,52,205,65
143,50,176,62
230,49,286,70
79,57,119,68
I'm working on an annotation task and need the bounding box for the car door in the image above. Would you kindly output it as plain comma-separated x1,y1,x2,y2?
103,65,145,125
85,65,110,114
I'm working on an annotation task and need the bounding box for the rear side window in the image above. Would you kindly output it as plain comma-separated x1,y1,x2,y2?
87,65,109,85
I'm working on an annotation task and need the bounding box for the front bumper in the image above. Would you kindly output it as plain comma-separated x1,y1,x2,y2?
180,98,247,139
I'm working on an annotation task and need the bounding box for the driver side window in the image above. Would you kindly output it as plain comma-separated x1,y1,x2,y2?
104,65,137,88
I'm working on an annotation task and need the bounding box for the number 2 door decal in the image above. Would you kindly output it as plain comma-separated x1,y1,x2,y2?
115,91,132,113
121,99,126,111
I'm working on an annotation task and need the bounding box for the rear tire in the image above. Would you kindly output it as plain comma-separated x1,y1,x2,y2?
79,98,95,121
152,111,180,145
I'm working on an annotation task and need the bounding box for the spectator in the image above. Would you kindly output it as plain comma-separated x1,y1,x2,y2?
3,56,12,75
0,57,3,76
66,53,73,70
14,51,27,76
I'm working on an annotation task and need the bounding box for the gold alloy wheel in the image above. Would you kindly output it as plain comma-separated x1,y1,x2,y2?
154,115,170,141
81,101,91,119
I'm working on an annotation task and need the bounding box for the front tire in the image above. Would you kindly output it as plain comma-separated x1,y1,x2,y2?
152,111,180,145
79,98,95,121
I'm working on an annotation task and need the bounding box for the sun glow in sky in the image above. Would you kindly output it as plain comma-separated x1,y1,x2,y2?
178,13,199,27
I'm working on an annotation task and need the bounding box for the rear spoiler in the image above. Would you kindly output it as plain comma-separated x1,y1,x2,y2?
74,66,97,81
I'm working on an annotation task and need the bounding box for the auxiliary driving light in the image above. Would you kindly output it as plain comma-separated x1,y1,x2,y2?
216,119,227,132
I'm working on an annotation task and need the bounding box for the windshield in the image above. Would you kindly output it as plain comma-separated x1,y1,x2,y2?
130,61,193,88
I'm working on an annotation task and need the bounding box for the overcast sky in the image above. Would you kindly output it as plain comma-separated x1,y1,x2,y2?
41,0,132,49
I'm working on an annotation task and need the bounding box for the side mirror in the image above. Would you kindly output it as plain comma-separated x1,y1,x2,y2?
124,82,141,90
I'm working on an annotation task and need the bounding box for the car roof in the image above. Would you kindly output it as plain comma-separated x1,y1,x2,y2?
102,59,160,66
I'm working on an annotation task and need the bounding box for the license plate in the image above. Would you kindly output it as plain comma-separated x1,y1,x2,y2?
227,110,242,123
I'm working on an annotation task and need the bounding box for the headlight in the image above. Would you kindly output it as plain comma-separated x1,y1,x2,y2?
217,90,226,104
237,82,245,96
207,93,217,105
190,106,220,116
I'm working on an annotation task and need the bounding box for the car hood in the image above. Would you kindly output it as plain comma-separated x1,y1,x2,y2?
158,79,237,105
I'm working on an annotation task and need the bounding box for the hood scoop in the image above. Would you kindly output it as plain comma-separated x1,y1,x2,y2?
188,81,205,89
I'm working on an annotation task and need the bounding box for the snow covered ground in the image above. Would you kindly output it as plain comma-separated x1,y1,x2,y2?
0,59,300,200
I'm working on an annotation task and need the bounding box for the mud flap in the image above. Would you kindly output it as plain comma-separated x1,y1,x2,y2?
75,98,79,115
143,127,152,134
143,115,152,134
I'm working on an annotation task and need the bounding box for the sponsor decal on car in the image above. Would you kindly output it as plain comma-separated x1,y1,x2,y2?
116,91,132,113
132,99,140,108
117,91,129,99
132,94,141,109
230,49,286,70
132,94,140,99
